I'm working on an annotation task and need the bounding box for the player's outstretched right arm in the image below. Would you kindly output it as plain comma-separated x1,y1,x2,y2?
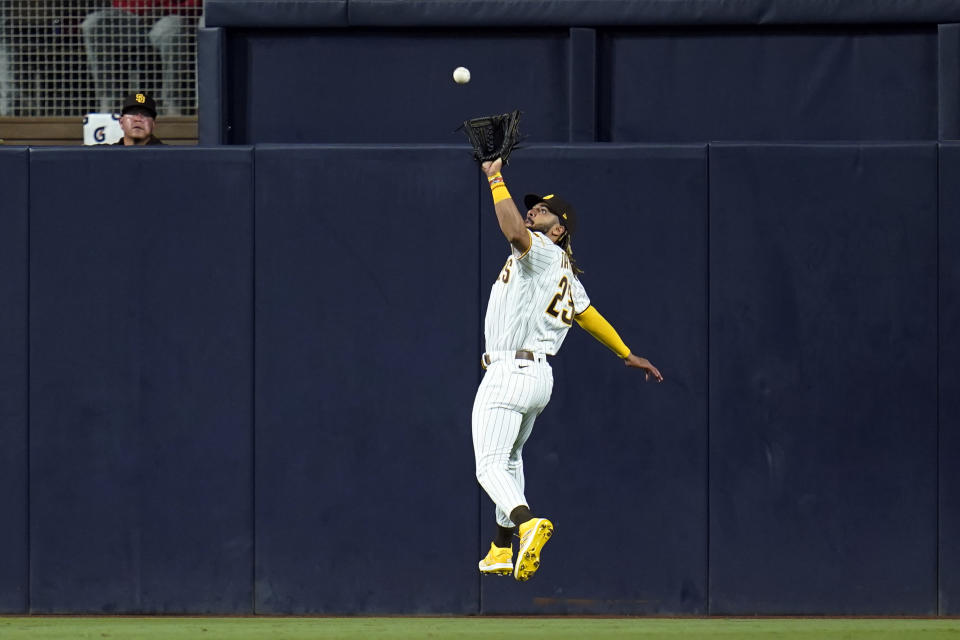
481,158,531,254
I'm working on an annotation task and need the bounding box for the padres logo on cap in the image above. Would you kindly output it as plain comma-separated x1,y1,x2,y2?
543,195,568,219
135,93,146,104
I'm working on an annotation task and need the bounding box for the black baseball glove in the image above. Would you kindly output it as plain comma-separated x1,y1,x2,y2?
458,110,523,165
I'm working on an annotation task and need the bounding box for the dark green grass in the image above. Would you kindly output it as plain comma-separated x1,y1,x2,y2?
2,617,960,639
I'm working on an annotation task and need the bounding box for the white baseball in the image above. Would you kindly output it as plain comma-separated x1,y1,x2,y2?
453,66,471,84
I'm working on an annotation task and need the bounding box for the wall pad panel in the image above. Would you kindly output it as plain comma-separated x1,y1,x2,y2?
0,149,28,613
227,31,568,144
709,144,938,615
29,148,255,613
939,143,960,614
254,146,480,613
476,146,708,614
600,27,936,142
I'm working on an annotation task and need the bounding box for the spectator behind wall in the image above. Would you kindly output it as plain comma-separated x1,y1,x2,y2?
111,91,164,145
82,1,201,117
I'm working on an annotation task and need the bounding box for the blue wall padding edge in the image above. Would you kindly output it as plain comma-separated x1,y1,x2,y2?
939,24,960,140
206,0,960,27
0,149,28,613
198,27,227,145
206,0,347,27
708,143,939,615
28,148,255,613
568,28,597,143
940,143,960,614
253,146,480,614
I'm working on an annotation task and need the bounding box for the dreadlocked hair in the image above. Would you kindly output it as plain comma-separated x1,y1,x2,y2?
558,233,583,276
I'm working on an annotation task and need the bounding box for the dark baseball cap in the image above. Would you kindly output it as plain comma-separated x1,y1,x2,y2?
121,92,157,118
524,193,577,235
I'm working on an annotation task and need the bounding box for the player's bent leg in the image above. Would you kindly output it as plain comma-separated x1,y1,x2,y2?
475,453,527,517
478,542,514,576
514,517,554,582
473,402,528,516
507,409,538,496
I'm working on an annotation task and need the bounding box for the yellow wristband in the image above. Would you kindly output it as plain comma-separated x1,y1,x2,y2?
488,172,511,204
492,186,512,204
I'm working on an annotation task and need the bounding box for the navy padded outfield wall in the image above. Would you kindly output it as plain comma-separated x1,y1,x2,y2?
708,144,939,615
253,147,480,614
226,30,570,145
215,26,938,145
199,0,960,146
475,146,708,615
0,149,28,613
599,26,936,142
941,143,960,615
28,148,255,613
2,143,956,613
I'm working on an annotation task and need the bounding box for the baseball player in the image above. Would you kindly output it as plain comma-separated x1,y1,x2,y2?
474,157,663,582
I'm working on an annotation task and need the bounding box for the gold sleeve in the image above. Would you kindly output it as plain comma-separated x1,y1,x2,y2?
574,305,631,359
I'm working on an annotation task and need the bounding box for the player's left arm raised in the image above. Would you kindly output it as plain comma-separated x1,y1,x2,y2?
574,305,664,382
481,158,531,254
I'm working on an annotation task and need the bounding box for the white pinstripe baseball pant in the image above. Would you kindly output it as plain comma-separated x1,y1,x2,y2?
472,353,553,528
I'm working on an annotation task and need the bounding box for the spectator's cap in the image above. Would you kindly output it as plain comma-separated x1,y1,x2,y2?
121,92,157,119
523,193,577,235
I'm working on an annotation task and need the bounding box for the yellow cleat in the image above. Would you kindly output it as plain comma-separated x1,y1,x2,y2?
514,517,553,581
478,542,513,575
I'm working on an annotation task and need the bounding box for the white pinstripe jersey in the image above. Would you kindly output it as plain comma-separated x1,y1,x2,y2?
484,230,590,356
